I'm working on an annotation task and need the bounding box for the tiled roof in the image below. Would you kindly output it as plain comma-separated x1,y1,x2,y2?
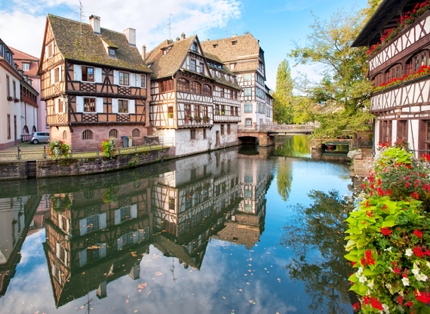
10,47,39,77
146,35,196,79
200,33,262,72
47,14,150,73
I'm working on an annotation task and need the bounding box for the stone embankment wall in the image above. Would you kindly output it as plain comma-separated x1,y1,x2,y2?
0,147,173,180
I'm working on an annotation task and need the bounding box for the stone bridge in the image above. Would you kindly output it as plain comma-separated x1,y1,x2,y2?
237,124,315,146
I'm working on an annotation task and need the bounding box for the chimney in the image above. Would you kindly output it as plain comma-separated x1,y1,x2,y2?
141,45,146,60
124,28,136,46
89,15,101,34
181,32,186,39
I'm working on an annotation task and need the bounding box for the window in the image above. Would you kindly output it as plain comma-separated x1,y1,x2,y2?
197,62,204,74
141,74,146,88
191,81,201,94
132,128,140,137
185,104,191,117
215,105,220,115
190,59,196,72
109,129,118,138
421,121,430,155
82,130,93,140
118,99,128,113
177,78,190,92
119,72,129,85
169,197,175,210
109,48,116,57
243,73,251,82
160,79,173,92
7,114,10,139
190,129,196,139
191,42,197,52
245,174,253,183
397,120,408,142
12,81,16,98
220,88,224,98
379,120,392,145
245,189,252,199
203,84,211,96
194,105,201,118
244,87,252,97
245,118,252,126
231,91,237,100
46,42,54,59
235,107,238,116
6,75,10,97
203,129,207,139
22,63,30,71
227,124,231,134
84,98,96,112
120,206,131,222
221,124,224,135
407,51,429,74
82,66,94,82
54,67,60,83
87,215,100,232
168,106,174,118
57,99,64,113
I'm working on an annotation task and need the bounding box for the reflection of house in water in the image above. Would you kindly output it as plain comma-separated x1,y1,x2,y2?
0,194,41,297
43,178,152,307
152,150,242,269
213,150,274,249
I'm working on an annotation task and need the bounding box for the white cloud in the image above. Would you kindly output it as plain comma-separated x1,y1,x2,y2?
0,0,241,57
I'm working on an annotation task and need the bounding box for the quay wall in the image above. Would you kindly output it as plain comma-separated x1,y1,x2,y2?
0,147,173,180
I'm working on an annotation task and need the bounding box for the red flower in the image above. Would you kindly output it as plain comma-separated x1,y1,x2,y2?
413,247,430,258
370,297,383,310
398,295,404,304
393,266,401,274
366,210,373,217
352,302,360,311
415,290,430,304
365,250,375,265
413,229,423,238
382,204,388,210
361,258,367,267
380,227,392,236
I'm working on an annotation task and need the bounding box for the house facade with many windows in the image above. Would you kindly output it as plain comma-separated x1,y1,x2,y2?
0,39,39,149
201,33,273,129
146,33,241,156
38,14,151,152
353,0,430,155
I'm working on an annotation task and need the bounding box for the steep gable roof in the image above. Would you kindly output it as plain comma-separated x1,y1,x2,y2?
146,35,197,79
10,47,39,77
45,14,150,73
200,33,262,73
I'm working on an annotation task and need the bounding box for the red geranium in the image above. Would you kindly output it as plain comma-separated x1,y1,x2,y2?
413,229,423,238
380,227,392,236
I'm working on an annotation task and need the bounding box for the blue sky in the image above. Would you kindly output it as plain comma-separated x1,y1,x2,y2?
0,0,370,89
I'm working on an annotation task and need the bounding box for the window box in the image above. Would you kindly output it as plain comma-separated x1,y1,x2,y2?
194,116,201,123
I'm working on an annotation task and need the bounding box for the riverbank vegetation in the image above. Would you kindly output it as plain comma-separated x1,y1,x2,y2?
345,143,430,313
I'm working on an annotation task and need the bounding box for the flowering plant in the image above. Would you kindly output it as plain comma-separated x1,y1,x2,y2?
374,65,430,92
367,0,430,56
345,143,430,313
48,140,70,159
100,138,117,159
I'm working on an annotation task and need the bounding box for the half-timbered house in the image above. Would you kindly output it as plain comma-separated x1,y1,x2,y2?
146,33,241,156
201,33,273,129
38,14,151,152
353,0,430,156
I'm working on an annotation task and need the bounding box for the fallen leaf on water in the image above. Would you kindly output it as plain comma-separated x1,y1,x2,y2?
126,299,129,304
131,251,137,257
249,300,256,305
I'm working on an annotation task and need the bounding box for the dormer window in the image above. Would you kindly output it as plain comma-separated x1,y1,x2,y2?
109,48,117,57
22,63,30,71
191,42,198,52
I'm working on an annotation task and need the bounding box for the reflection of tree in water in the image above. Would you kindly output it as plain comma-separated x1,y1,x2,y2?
281,190,358,313
276,158,292,201
274,135,311,158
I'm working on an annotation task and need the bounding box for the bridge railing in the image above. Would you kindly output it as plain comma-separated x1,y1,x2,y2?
238,123,315,132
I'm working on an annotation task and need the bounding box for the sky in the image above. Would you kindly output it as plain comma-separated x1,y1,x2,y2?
0,0,370,90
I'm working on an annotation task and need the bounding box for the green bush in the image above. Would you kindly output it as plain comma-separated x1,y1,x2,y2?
100,138,117,159
49,140,70,159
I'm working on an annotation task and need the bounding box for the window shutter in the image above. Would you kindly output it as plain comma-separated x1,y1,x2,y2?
59,66,62,82
96,97,103,112
79,218,87,235
100,243,107,258
56,242,60,258
76,97,84,112
113,70,119,85
130,73,136,87
95,68,102,83
131,204,137,218
74,65,82,81
100,213,107,229
128,99,135,114
135,74,141,87
117,237,123,250
50,69,54,84
114,209,120,225
79,249,87,267
112,99,118,114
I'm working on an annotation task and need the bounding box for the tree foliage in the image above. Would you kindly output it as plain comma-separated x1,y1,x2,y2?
273,59,294,124
289,7,375,138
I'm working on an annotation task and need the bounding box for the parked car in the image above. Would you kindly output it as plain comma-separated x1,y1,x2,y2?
30,132,50,144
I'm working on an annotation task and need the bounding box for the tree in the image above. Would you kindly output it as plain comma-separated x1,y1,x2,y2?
289,8,375,138
273,59,294,124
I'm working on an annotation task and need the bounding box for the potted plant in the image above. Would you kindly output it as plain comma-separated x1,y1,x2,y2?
48,140,70,159
100,138,117,159
185,115,193,124
203,116,210,123
14,98,19,103
194,116,201,123
7,96,13,102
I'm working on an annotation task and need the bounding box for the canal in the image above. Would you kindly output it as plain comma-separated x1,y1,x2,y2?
0,136,355,313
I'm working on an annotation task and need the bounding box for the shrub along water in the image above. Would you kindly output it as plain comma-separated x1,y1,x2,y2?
345,142,430,313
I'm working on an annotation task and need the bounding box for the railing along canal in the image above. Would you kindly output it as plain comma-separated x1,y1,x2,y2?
238,123,315,133
0,138,174,161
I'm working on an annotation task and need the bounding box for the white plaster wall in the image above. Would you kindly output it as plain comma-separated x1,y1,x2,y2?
409,119,420,152
0,67,21,146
